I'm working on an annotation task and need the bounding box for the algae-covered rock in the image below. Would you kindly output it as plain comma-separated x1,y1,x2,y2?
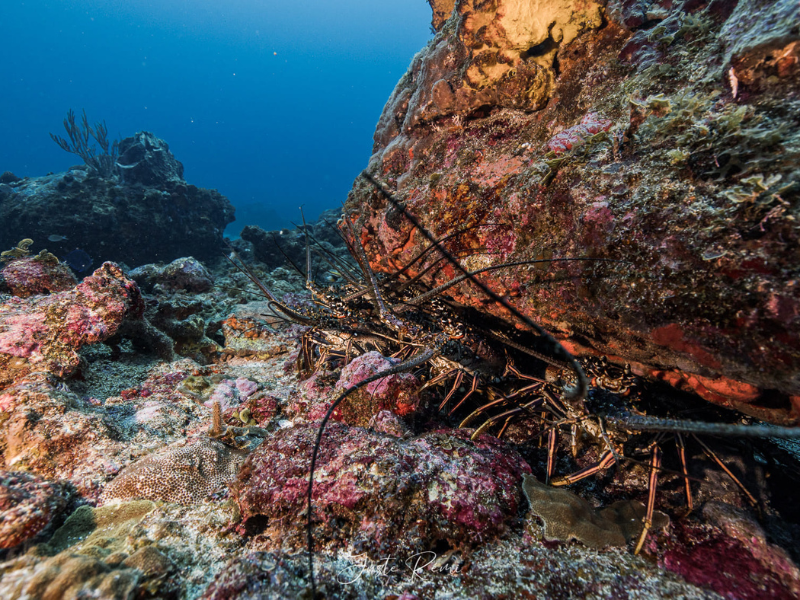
350,0,800,423
46,500,156,555
0,501,156,600
235,422,530,556
0,471,73,550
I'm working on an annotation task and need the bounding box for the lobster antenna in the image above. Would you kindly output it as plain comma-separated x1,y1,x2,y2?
361,171,587,402
306,348,436,597
403,257,624,308
611,412,800,438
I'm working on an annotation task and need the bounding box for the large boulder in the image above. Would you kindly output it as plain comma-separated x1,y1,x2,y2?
238,207,347,272
346,0,800,423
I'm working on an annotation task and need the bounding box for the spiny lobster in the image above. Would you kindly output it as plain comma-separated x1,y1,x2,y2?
226,170,800,597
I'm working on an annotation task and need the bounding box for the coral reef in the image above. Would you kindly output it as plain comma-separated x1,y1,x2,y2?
0,3,799,598
237,207,348,272
129,257,214,294
0,133,234,267
657,502,800,599
1,251,77,298
0,262,143,385
331,351,422,427
116,131,184,186
347,0,800,424
0,552,142,600
220,301,293,358
0,471,73,550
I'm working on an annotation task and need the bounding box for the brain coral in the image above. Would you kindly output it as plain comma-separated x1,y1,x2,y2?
101,439,248,506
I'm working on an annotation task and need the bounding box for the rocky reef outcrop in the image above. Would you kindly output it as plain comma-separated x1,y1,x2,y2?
2,3,800,599
0,132,235,267
0,262,144,386
236,207,349,274
347,0,800,424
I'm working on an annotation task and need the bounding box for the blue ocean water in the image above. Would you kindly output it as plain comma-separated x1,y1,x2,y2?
1,0,431,234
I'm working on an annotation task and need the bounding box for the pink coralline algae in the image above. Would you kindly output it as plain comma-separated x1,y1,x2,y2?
659,503,800,600
1,254,77,298
331,351,421,426
235,422,531,556
546,113,613,155
235,378,259,399
0,470,71,549
0,262,143,383
243,394,279,426
204,378,259,410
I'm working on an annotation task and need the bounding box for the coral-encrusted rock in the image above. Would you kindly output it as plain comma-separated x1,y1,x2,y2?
129,257,214,293
235,422,531,556
374,0,603,148
239,208,348,273
348,0,800,423
0,171,22,184
0,470,72,549
117,131,185,187
0,262,143,386
658,503,800,600
201,552,312,600
220,302,293,359
0,373,128,498
202,551,391,600
720,0,800,86
1,253,77,297
331,351,421,426
0,553,142,600
0,160,234,267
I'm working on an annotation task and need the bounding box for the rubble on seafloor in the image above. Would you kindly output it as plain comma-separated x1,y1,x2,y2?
1,0,800,598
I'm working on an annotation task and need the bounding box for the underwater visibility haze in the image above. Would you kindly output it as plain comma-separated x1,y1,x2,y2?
1,0,432,232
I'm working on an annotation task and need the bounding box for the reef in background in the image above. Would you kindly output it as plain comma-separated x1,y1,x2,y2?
0,131,235,267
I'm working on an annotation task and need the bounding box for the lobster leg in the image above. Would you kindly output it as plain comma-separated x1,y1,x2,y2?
634,445,662,554
546,427,558,484
551,450,617,486
469,398,545,439
676,433,693,511
438,370,464,411
448,373,480,415
423,368,458,390
458,394,513,428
